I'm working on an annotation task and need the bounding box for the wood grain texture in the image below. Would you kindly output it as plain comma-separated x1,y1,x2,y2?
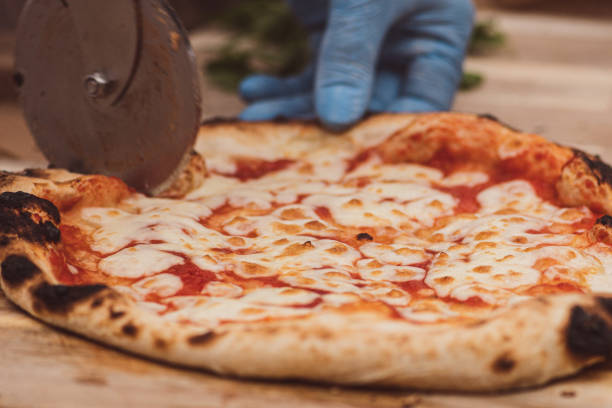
455,12,612,164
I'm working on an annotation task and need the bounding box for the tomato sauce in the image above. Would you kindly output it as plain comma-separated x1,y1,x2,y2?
345,149,373,173
217,158,294,181
396,279,430,295
436,184,492,214
571,214,600,231
50,250,77,285
416,145,564,206
169,262,217,296
60,225,98,254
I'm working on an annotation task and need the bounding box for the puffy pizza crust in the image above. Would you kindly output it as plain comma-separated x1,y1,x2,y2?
2,113,612,391
558,150,612,215
154,150,208,198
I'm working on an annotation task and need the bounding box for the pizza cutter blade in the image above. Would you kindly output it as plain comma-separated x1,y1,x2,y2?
14,0,202,194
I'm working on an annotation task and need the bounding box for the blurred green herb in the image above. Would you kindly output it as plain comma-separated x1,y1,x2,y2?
459,71,484,91
205,0,310,91
468,19,506,55
460,19,505,91
205,2,504,93
206,48,253,91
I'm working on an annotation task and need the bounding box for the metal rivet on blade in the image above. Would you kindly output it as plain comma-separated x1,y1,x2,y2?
84,73,110,98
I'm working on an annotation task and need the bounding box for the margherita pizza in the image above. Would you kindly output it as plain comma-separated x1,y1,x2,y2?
2,113,612,391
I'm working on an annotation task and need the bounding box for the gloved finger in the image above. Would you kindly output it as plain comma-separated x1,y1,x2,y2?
239,93,313,121
386,96,443,113
379,0,475,66
398,51,463,111
314,0,394,130
239,67,314,102
382,0,475,110
368,70,401,112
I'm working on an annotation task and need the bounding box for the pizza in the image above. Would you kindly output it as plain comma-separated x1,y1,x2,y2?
1,113,612,391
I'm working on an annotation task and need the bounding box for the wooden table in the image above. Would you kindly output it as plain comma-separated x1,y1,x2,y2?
2,9,612,408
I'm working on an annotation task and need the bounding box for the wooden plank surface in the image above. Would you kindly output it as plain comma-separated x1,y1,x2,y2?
2,8,612,408
455,12,612,162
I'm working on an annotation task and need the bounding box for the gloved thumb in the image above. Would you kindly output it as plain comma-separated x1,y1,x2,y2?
315,0,393,130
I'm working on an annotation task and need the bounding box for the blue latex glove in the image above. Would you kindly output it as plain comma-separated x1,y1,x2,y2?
239,0,475,130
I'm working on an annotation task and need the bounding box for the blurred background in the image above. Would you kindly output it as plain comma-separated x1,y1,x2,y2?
0,0,611,166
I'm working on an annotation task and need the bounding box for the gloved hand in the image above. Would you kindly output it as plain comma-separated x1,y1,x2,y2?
239,0,475,130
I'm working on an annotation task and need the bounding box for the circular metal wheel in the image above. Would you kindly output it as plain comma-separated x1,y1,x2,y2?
15,0,201,194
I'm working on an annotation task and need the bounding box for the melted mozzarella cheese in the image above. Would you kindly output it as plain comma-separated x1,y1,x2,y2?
359,243,429,265
99,245,184,278
82,200,215,254
347,158,443,184
439,171,489,187
162,296,311,328
203,281,243,297
132,273,183,297
427,243,542,300
240,287,319,306
302,184,456,228
584,244,612,294
356,259,426,282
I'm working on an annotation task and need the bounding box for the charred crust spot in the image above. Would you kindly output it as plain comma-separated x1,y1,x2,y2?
109,309,126,319
154,338,167,349
74,375,107,386
356,232,373,241
91,297,104,308
0,192,61,245
560,390,576,398
0,172,16,189
1,255,41,288
0,191,59,223
42,221,61,242
32,282,107,314
477,113,520,132
566,305,612,357
492,353,516,373
597,297,612,316
188,332,216,345
596,215,612,228
121,323,138,337
573,149,612,187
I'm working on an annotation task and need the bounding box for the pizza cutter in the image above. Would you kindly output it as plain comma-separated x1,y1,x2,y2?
14,0,202,195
